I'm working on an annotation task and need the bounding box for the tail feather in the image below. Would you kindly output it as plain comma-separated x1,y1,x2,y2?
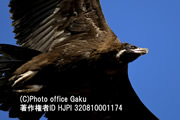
0,57,23,77
0,44,41,79
0,44,41,60
0,44,41,114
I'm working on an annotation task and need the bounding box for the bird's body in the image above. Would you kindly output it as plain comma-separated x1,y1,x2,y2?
0,0,158,119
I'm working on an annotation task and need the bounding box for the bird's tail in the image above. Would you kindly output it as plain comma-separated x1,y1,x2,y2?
0,44,41,113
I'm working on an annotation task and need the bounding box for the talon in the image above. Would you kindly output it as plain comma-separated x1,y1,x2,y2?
11,71,36,87
14,85,43,93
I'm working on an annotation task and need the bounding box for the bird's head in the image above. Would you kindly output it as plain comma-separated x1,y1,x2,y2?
116,43,149,63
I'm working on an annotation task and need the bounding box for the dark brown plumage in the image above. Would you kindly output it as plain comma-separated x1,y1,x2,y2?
0,0,158,119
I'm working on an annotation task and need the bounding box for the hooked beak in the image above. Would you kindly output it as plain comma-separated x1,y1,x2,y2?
131,48,149,55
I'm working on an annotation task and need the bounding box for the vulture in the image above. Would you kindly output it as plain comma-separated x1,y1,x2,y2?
0,0,158,120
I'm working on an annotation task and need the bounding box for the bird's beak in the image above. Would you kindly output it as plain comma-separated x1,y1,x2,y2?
131,48,149,55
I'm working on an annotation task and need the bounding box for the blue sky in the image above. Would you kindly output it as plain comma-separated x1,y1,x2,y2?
0,0,180,120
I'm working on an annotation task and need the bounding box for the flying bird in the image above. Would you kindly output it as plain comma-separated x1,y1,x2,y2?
0,0,158,119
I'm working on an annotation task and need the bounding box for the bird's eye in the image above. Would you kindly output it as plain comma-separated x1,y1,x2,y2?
128,45,136,49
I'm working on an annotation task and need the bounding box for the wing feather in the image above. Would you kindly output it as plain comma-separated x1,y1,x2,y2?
9,0,61,52
9,0,116,52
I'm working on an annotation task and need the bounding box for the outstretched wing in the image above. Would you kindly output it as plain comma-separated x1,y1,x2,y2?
9,0,117,52
0,0,159,119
